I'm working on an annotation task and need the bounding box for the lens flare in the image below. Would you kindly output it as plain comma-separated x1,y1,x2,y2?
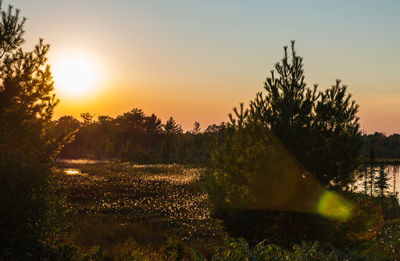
317,191,352,222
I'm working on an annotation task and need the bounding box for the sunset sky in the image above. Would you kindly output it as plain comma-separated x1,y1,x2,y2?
9,0,400,133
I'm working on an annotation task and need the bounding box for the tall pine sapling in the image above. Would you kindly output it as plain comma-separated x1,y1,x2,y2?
0,1,73,255
248,41,361,188
375,164,390,199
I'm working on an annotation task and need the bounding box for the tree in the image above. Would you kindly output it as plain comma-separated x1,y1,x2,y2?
248,41,361,188
375,164,390,199
205,42,361,244
53,116,80,158
80,112,93,125
0,2,68,256
192,121,201,134
55,115,80,134
164,116,183,135
0,3,62,161
368,147,376,196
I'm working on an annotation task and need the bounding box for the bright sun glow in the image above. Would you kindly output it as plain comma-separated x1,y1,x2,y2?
52,52,100,96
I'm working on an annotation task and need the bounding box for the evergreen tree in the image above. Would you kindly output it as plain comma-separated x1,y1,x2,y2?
393,165,398,196
0,2,70,255
375,164,390,198
248,41,361,187
164,116,183,134
363,162,368,195
369,147,376,196
205,42,362,244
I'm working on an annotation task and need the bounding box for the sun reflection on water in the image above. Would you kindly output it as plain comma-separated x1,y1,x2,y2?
64,168,87,176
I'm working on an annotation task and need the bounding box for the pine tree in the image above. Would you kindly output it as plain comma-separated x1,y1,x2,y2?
0,1,69,255
375,164,390,198
393,165,398,196
205,41,362,245
363,162,368,195
369,147,376,196
164,116,183,134
248,41,361,187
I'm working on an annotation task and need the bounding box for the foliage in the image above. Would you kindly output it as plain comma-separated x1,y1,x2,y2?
4,235,391,260
164,116,183,135
204,110,315,216
0,1,70,257
204,42,363,247
374,164,390,199
54,161,222,255
55,109,226,164
0,160,62,257
361,132,400,160
246,41,361,187
113,238,162,261
212,238,385,261
192,121,201,135
366,221,400,260
40,237,390,260
27,161,400,260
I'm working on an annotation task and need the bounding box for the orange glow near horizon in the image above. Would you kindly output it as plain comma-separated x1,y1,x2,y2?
53,85,400,133
53,82,234,131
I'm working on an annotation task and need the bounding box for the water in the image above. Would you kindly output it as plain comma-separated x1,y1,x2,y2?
353,164,400,197
56,158,108,164
64,168,87,176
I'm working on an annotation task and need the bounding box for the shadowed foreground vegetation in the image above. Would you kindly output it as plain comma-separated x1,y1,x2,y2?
54,161,223,255
49,161,400,260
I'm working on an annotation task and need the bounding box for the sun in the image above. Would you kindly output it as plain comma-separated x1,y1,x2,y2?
52,52,100,96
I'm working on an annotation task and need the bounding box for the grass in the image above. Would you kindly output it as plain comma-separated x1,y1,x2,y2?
52,160,400,260
54,161,225,256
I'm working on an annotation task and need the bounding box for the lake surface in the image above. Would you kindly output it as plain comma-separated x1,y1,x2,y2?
56,158,108,164
353,164,400,197
64,168,87,176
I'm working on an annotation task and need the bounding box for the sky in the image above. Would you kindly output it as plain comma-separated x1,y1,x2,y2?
6,0,400,133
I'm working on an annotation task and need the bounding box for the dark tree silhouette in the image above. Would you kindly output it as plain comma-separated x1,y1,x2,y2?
360,132,400,160
192,121,201,134
204,42,362,245
375,164,390,198
0,1,69,256
249,41,361,187
80,112,94,125
164,116,183,134
55,109,219,164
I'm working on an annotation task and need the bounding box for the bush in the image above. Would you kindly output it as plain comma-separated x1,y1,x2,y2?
0,156,65,258
213,238,386,261
203,113,337,245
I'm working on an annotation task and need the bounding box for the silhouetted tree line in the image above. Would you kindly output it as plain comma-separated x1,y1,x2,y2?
53,109,227,164
361,132,400,160
54,115,400,164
